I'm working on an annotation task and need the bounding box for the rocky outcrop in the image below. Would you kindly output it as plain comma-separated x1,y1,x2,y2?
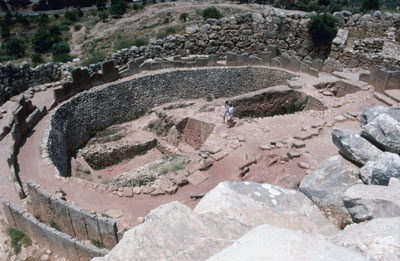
360,106,400,127
343,183,400,222
331,128,382,166
299,155,361,227
360,152,400,185
209,225,366,261
194,182,337,235
361,114,400,154
330,217,400,260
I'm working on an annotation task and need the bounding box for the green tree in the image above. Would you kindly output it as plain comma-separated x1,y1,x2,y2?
0,20,10,39
2,38,25,58
308,13,337,47
109,0,126,16
179,12,188,22
32,29,54,53
51,41,70,55
201,7,223,20
362,0,380,11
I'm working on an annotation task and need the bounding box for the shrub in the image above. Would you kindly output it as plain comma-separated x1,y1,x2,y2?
133,38,148,46
54,13,60,19
91,239,104,248
110,0,127,16
51,41,70,55
6,227,31,254
81,51,106,66
31,53,44,65
0,55,14,62
50,220,61,231
16,14,30,27
53,53,74,63
202,7,223,20
133,3,139,10
32,29,54,53
64,10,78,22
157,26,177,39
38,13,50,25
3,39,25,58
114,38,134,50
362,0,380,11
74,24,82,31
98,10,109,21
59,24,70,31
308,14,337,47
61,19,74,26
96,0,107,11
179,12,188,22
0,20,10,39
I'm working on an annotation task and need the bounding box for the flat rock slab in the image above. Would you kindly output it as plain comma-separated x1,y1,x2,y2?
384,89,400,103
343,183,400,222
294,131,317,140
332,128,382,166
210,151,228,161
209,225,365,261
300,155,361,227
188,171,208,186
330,217,400,261
361,106,400,127
360,152,400,185
194,182,337,236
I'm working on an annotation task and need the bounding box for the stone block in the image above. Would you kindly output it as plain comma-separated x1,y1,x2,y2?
321,59,335,73
309,68,319,78
23,212,48,248
68,205,89,240
290,55,301,72
97,216,118,249
173,55,182,61
83,213,102,244
2,202,16,227
101,60,119,83
348,59,359,68
139,61,152,71
271,57,281,67
160,61,174,69
89,73,104,87
173,61,185,68
391,65,400,72
62,81,79,101
8,204,28,235
386,71,400,90
71,68,90,91
300,62,310,74
26,108,42,130
359,73,369,82
207,54,218,66
183,62,196,68
50,197,75,237
195,57,208,67
280,53,291,70
259,51,271,66
311,59,323,70
11,123,22,151
75,240,107,260
237,53,249,66
267,44,278,58
27,182,41,216
372,67,389,93
13,105,28,135
50,229,79,261
150,61,161,70
248,55,261,65
226,52,239,66
53,86,65,104
134,56,145,66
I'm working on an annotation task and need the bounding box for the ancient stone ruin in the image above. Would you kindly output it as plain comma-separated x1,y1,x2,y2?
0,5,400,261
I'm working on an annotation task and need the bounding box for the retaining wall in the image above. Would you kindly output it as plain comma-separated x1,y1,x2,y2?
2,202,108,261
47,66,293,177
362,65,400,93
26,182,118,249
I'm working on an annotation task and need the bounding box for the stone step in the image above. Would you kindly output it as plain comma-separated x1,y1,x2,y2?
384,89,400,103
374,92,398,106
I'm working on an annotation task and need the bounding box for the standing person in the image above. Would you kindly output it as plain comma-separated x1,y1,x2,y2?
227,104,235,128
223,100,230,124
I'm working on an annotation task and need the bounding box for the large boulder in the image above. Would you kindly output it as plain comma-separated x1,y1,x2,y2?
299,155,361,227
361,114,400,154
332,128,382,166
360,106,400,127
93,202,249,261
209,225,366,261
360,152,400,185
194,182,337,235
342,184,400,222
330,217,400,260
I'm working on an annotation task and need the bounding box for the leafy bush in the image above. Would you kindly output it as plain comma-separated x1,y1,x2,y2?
110,0,127,16
32,29,54,53
201,7,222,20
61,19,73,26
38,13,50,25
179,12,189,22
64,10,78,22
53,53,74,63
15,14,30,27
308,14,337,47
31,53,44,65
362,0,380,11
74,24,82,31
51,41,70,55
157,26,177,39
3,39,25,58
0,20,10,39
6,227,31,254
91,239,104,248
98,10,109,21
132,38,148,47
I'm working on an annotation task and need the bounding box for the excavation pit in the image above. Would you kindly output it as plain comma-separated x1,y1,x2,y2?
313,81,361,97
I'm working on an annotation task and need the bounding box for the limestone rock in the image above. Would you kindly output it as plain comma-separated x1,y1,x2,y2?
332,128,382,166
330,217,400,261
299,155,361,227
209,225,365,261
93,202,249,261
343,184,400,222
360,106,400,127
361,114,400,154
360,152,400,185
194,182,337,235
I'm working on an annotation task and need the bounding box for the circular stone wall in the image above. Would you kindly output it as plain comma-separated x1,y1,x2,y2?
47,67,293,177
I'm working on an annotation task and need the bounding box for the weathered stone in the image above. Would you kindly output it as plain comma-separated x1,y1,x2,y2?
360,152,400,185
330,217,400,261
343,184,400,222
209,225,365,261
332,128,382,166
300,155,361,227
188,171,208,186
101,60,119,83
360,106,400,127
361,114,400,154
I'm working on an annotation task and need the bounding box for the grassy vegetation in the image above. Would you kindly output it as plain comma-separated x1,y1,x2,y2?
159,157,186,175
50,220,61,231
91,239,104,248
6,227,32,254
